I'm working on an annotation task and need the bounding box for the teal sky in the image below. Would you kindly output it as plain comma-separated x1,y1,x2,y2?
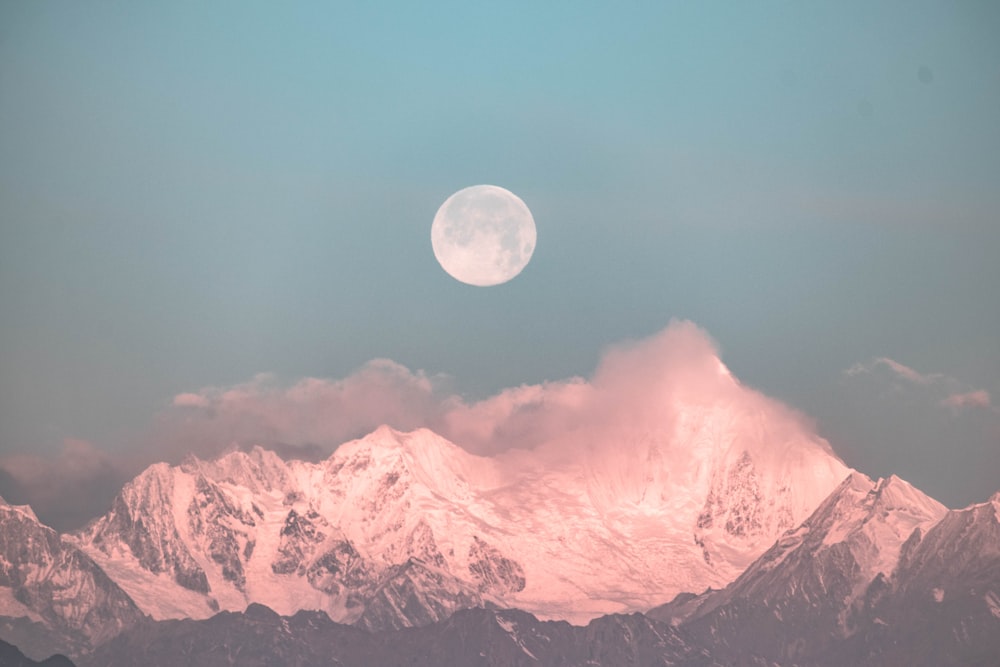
1,1,998,524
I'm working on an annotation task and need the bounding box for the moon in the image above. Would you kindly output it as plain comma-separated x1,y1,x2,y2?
431,185,537,286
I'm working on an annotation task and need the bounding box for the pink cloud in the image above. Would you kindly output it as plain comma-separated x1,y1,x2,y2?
844,357,998,416
845,357,945,386
3,320,840,529
154,361,449,462
940,390,992,412
845,356,995,418
441,320,772,457
147,320,827,465
172,392,210,408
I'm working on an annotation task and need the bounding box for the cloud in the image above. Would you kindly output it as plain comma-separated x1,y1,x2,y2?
149,320,828,468
4,320,835,530
940,390,992,413
0,439,126,532
440,320,767,457
172,392,210,408
838,355,1000,508
844,356,994,415
845,357,945,386
152,322,739,457
154,361,451,462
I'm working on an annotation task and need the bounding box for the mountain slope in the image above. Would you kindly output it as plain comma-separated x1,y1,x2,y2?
0,497,143,660
648,474,1000,666
836,491,1000,666
649,472,948,662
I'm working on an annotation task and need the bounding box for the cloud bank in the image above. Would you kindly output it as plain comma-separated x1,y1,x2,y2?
155,320,821,462
1,321,830,530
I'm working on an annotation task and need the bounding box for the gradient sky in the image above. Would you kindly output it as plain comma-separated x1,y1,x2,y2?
1,1,998,527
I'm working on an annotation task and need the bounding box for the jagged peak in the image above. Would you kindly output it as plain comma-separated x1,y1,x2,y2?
210,444,273,468
243,602,281,622
372,423,403,440
124,460,174,489
823,470,876,504
179,442,246,469
330,425,406,461
814,471,947,527
871,474,947,519
178,453,204,477
844,469,875,488
950,490,1000,522
332,426,474,467
0,494,40,523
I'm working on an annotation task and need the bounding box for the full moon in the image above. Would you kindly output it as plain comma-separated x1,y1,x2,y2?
431,185,537,287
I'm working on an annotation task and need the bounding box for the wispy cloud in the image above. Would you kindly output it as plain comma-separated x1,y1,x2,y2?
940,390,992,413
845,357,944,386
155,320,829,462
845,357,994,415
159,360,450,461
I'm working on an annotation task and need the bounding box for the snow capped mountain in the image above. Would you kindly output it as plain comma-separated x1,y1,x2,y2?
646,472,999,665
894,490,1000,601
72,428,504,627
72,412,848,629
846,490,1000,666
4,427,996,666
0,496,143,661
711,471,946,608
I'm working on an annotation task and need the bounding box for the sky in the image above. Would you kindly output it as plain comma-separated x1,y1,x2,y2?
1,1,998,530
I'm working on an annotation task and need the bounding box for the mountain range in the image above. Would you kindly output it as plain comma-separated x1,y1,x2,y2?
1,384,997,664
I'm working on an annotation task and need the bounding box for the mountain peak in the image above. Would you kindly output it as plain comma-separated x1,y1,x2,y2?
0,494,40,523
872,474,947,517
356,424,406,448
372,423,403,440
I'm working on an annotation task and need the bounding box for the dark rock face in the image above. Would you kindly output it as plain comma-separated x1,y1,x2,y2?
403,520,447,570
270,507,375,598
306,540,369,594
0,502,143,660
81,605,372,667
87,469,208,594
698,451,764,538
357,559,484,631
187,475,257,592
272,509,327,576
467,536,525,595
693,449,796,569
833,496,1000,667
